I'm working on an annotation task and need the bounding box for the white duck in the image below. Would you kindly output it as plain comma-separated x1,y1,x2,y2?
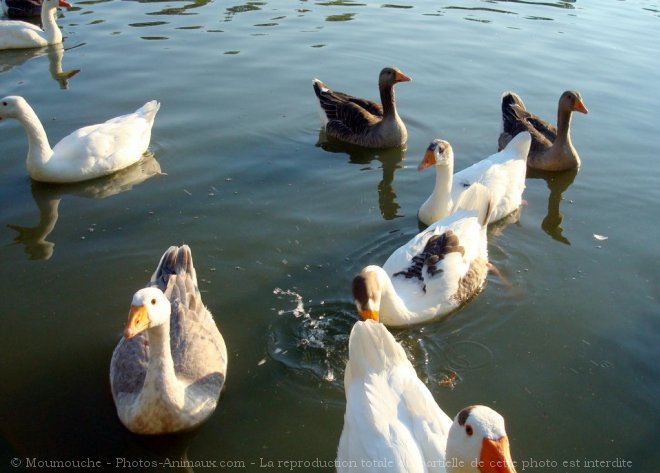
337,319,517,473
417,132,531,227
0,95,159,183
0,0,71,50
110,245,228,434
352,183,492,327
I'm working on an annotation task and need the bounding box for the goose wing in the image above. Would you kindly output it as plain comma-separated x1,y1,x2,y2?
152,245,227,390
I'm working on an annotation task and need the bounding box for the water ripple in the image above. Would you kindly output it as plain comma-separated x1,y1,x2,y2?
401,329,495,390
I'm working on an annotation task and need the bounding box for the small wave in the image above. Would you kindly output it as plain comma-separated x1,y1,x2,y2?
400,328,494,390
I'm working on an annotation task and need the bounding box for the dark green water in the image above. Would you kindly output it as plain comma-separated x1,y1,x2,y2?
1,1,658,472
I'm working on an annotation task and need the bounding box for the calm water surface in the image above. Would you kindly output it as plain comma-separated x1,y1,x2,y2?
1,0,659,472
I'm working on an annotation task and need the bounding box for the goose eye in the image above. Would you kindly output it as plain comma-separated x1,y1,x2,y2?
2,102,6,106
466,425,473,436
151,298,157,305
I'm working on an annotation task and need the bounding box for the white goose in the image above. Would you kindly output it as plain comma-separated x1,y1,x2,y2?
352,183,492,327
418,132,531,227
110,245,228,434
337,319,517,473
0,0,71,50
0,95,159,183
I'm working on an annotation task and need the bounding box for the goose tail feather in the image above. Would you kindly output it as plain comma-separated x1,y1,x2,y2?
451,182,493,227
150,244,196,291
138,100,161,124
503,131,532,161
348,320,410,378
500,91,525,135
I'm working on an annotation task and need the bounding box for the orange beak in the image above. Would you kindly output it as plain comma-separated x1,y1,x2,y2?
418,147,437,171
359,309,379,322
59,0,72,6
479,436,517,473
123,304,150,339
394,70,411,83
574,98,588,114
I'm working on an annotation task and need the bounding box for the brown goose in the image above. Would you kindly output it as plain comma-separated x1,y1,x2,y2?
110,245,227,434
312,67,411,149
498,90,588,171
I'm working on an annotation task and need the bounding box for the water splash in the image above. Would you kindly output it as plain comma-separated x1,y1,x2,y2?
273,287,307,318
270,288,356,388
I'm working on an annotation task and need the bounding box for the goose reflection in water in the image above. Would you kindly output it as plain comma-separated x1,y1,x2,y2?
316,130,405,220
0,42,80,88
7,153,163,260
527,167,578,245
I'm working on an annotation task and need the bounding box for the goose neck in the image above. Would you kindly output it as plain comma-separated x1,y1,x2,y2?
15,104,53,176
433,162,453,205
555,107,573,146
380,83,396,118
41,8,63,43
378,271,416,325
142,322,182,404
419,162,453,223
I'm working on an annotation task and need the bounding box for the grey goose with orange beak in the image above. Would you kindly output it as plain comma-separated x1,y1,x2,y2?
313,66,411,148
499,90,588,171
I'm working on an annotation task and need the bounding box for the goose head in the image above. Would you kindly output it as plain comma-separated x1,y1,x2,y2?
0,96,28,121
446,405,517,473
123,287,170,339
379,67,411,89
559,90,588,115
418,139,453,171
352,266,384,322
